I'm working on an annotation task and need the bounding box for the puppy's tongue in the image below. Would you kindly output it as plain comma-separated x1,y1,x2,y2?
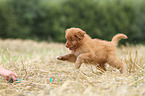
69,47,73,50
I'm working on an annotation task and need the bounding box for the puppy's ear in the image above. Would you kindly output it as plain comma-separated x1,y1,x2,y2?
75,30,86,40
65,29,69,33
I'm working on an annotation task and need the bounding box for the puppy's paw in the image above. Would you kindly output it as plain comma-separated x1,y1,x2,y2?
75,63,81,69
56,56,66,61
56,56,61,59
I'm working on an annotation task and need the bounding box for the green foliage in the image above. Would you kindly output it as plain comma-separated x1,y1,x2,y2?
0,0,145,44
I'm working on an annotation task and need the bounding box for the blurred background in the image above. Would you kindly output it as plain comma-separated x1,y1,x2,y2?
0,0,145,44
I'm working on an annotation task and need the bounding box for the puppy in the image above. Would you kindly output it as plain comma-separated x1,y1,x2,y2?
57,28,127,73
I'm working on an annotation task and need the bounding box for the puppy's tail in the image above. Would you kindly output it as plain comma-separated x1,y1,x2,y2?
111,34,127,46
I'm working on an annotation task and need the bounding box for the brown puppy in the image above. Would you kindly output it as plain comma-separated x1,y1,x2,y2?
57,28,127,73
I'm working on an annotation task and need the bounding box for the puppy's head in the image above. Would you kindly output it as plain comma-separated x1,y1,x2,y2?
65,28,86,50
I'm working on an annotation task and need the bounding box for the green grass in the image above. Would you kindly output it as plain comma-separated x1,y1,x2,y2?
0,39,145,96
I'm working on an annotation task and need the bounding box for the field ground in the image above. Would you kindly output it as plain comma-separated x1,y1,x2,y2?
0,39,145,96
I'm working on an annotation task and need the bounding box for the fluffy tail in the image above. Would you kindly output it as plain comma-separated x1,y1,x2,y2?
111,34,127,46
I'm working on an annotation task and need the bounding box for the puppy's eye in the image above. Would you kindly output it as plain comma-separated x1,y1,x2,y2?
74,35,78,38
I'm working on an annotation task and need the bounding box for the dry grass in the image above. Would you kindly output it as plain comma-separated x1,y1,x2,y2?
0,39,145,96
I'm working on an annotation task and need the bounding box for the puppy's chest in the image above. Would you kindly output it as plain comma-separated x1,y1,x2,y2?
74,51,81,57
72,48,89,57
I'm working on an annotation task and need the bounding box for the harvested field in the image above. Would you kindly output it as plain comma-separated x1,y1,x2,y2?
0,39,145,96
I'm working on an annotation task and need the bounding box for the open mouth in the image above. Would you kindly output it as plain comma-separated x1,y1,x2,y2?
69,46,76,50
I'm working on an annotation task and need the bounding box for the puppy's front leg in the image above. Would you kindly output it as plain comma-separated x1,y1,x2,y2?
57,53,77,63
75,53,91,69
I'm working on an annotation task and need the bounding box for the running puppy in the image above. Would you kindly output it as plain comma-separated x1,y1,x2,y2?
57,28,127,73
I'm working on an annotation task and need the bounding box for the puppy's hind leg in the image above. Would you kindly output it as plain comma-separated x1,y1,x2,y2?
107,56,124,73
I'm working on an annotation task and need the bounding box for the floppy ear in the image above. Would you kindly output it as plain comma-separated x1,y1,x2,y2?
74,30,86,40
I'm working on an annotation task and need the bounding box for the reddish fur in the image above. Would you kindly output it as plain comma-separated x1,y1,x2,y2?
57,28,127,73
